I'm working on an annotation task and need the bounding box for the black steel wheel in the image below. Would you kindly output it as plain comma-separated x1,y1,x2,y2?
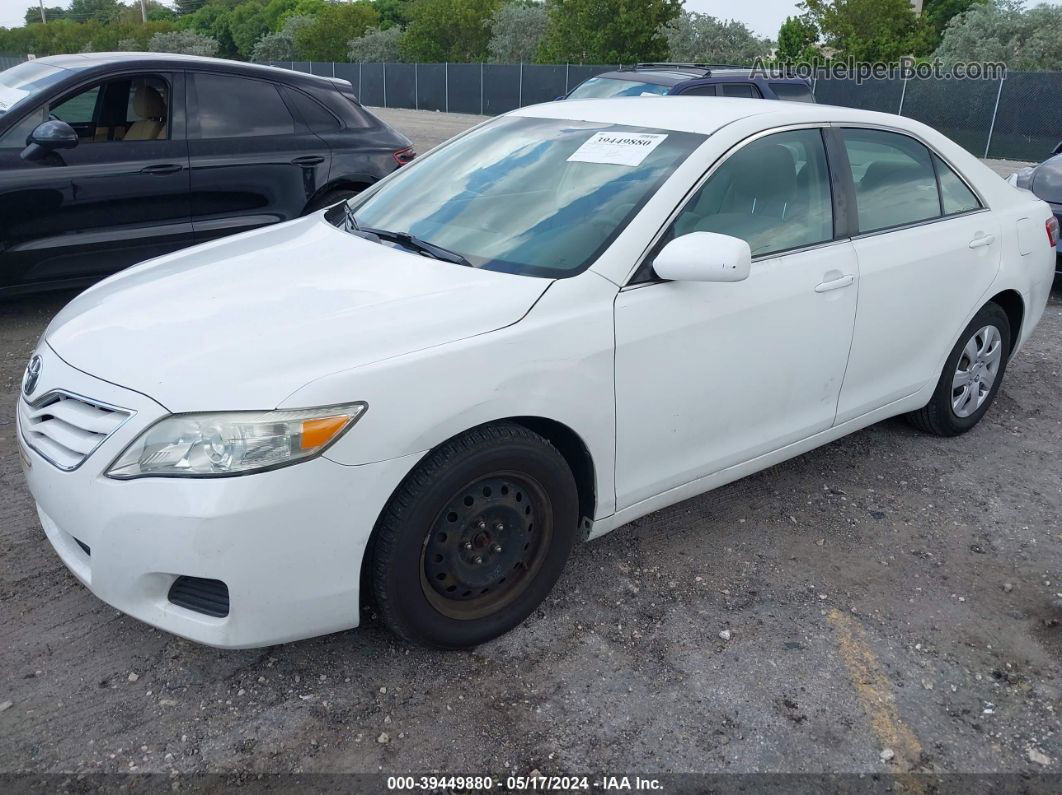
370,423,579,649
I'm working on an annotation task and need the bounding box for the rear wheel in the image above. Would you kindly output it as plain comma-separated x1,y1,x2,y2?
906,302,1011,436
370,423,579,648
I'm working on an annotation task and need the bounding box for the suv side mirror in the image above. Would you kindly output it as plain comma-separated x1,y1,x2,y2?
653,232,752,283
21,119,79,161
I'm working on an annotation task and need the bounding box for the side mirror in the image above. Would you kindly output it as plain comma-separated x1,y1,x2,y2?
21,119,78,161
653,232,752,283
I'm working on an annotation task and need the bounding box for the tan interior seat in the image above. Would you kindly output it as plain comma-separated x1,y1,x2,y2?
124,84,166,141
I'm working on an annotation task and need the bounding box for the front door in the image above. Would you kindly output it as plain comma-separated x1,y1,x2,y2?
613,127,859,509
0,72,192,292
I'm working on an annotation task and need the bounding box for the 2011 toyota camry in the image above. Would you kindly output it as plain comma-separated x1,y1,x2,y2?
17,98,1058,649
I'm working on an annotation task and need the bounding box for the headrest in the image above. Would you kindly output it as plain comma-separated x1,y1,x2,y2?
133,84,165,119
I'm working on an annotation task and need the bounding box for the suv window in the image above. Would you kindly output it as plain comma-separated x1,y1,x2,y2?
659,128,834,260
770,82,815,103
680,85,718,97
934,154,981,215
843,128,940,233
721,83,762,99
193,73,294,139
0,75,170,148
284,87,340,132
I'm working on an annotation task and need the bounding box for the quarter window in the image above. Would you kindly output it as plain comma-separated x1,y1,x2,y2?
934,154,981,215
193,74,295,139
660,128,834,260
842,128,941,233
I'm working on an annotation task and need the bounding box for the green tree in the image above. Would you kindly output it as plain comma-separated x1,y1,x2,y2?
24,6,67,24
228,0,271,59
488,2,548,63
800,0,934,61
149,29,221,56
539,0,682,64
935,0,1062,71
400,0,500,61
251,13,314,62
923,0,988,46
776,15,822,64
348,25,405,61
661,11,772,65
179,2,239,59
294,2,379,61
67,0,122,24
373,0,412,28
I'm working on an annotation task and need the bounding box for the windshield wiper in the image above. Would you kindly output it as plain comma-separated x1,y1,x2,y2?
365,227,472,267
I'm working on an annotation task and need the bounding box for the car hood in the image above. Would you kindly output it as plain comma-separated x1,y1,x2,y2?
44,216,551,412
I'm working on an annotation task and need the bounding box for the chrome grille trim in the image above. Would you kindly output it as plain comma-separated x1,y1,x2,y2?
17,390,134,472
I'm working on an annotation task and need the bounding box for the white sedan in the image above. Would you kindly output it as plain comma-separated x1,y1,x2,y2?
18,98,1058,649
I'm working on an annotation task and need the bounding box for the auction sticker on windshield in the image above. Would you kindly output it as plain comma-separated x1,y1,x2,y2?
568,132,668,167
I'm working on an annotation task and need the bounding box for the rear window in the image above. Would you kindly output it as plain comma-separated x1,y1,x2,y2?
567,77,671,100
770,82,816,103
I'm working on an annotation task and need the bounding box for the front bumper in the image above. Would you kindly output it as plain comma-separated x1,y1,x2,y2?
18,346,420,648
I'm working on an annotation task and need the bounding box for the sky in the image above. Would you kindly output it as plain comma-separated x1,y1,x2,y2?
1,0,1061,40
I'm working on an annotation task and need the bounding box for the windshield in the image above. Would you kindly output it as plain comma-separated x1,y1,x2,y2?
0,61,75,114
342,116,705,278
567,77,672,100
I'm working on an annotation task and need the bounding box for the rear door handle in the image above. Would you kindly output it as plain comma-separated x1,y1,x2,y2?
140,163,182,175
969,233,996,249
291,155,325,166
814,274,855,293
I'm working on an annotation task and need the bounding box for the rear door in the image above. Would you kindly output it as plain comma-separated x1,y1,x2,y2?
0,71,192,292
834,127,1001,423
186,71,332,244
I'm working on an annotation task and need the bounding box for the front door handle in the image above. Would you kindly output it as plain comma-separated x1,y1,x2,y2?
291,155,325,166
814,274,855,293
140,163,182,175
968,233,996,249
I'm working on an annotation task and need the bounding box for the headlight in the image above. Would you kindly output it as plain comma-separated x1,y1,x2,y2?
106,402,367,479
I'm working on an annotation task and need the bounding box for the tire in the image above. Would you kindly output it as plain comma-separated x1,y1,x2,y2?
303,188,359,215
906,302,1011,437
370,423,579,649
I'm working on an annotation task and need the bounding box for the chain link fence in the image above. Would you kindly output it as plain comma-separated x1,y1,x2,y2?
273,61,1061,163
0,54,26,71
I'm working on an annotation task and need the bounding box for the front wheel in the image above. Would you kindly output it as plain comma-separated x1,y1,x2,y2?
906,302,1011,436
369,423,579,648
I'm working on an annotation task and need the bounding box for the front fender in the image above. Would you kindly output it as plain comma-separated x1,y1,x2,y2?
282,273,620,519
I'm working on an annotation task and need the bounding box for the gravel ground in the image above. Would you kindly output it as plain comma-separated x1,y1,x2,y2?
1,108,1060,781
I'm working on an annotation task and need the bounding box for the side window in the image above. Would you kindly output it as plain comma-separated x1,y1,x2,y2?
659,128,834,261
122,76,170,141
842,128,941,233
283,87,341,132
50,85,101,125
721,83,762,99
193,73,295,139
934,154,981,215
769,82,815,103
681,85,719,97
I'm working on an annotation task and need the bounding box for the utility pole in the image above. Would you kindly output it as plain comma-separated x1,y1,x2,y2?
140,0,148,23
38,0,47,24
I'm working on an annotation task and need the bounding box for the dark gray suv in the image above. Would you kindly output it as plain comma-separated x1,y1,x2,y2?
565,63,816,103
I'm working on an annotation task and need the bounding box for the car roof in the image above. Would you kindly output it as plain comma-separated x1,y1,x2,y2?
33,52,341,89
512,96,911,136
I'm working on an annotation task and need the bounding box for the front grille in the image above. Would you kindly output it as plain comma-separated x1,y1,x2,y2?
18,391,132,471
168,576,230,618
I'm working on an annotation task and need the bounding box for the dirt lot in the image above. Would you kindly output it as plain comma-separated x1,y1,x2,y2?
1,109,1061,783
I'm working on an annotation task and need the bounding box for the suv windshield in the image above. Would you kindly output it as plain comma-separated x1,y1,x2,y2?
341,116,705,278
0,61,77,114
567,77,672,99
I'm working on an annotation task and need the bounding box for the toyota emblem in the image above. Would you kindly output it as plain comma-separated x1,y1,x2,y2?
22,354,42,397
